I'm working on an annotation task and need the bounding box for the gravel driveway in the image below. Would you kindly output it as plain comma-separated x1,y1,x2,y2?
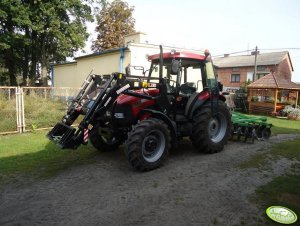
0,134,299,226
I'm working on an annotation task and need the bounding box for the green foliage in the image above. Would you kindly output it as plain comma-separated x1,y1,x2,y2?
0,92,17,133
240,80,252,92
0,0,93,85
0,93,66,133
92,0,135,52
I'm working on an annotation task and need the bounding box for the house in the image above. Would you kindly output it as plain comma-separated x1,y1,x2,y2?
213,51,294,92
51,32,205,88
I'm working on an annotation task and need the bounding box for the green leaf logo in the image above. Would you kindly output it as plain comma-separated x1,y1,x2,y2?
266,206,297,224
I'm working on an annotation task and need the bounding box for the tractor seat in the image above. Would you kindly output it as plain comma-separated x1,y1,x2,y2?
184,92,199,117
180,82,196,96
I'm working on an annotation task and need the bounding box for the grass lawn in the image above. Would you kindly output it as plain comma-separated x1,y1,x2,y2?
239,138,300,225
0,131,98,184
266,116,300,135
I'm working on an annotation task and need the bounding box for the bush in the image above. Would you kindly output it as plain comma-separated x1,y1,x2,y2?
283,105,300,120
23,92,66,129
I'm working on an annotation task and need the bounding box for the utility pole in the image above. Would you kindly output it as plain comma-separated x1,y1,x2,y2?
253,46,258,81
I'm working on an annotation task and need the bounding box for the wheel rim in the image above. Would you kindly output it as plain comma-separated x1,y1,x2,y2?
142,129,165,163
98,127,118,145
208,112,227,143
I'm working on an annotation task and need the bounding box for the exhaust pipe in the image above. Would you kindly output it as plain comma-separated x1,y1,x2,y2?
159,45,163,81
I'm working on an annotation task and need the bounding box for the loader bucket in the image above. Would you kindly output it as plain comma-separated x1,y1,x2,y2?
47,122,78,149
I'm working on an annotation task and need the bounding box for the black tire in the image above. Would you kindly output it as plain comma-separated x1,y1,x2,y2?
257,126,271,140
262,127,271,140
89,126,120,151
125,118,171,171
191,100,231,153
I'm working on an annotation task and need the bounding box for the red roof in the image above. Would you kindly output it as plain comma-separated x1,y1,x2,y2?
148,52,206,61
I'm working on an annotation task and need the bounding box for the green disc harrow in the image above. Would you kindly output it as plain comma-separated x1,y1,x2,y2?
231,112,272,143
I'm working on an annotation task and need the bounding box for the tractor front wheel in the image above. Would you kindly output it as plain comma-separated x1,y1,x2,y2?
191,101,231,153
125,118,171,171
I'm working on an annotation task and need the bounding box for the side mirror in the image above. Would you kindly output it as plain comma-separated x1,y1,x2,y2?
171,59,180,75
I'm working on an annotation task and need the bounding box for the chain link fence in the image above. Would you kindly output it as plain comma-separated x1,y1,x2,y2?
0,87,80,134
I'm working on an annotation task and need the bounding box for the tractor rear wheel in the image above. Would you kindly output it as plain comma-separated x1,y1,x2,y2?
125,118,171,171
191,101,231,153
89,126,120,151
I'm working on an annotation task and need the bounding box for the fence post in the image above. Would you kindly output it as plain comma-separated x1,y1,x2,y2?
15,87,21,133
21,88,26,132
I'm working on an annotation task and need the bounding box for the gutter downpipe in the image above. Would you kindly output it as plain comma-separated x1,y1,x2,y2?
119,48,125,73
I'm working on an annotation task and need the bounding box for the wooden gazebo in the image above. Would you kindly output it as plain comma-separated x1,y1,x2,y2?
247,73,300,114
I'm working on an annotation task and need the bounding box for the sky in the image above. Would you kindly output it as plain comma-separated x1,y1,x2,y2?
83,0,300,82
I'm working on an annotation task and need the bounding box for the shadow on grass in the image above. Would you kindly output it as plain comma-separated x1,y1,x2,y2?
0,135,203,187
0,141,100,185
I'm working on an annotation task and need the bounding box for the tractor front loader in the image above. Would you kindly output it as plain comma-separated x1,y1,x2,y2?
48,46,231,171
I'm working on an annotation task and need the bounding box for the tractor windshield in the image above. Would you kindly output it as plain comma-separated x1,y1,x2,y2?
149,59,204,92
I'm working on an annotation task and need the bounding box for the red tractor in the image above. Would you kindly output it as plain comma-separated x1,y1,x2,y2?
48,46,231,171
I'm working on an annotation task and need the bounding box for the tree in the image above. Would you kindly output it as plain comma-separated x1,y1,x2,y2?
0,0,93,86
92,0,135,52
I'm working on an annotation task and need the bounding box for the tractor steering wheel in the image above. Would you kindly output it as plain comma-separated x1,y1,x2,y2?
166,79,176,93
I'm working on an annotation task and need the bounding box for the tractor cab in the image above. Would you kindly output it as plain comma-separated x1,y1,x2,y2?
147,50,219,121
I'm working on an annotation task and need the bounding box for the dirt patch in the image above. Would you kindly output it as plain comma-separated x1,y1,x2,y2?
0,134,299,226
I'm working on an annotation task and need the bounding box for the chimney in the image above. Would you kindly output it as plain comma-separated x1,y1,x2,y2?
124,32,147,45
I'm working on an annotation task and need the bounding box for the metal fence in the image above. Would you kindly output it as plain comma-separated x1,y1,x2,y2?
0,86,80,135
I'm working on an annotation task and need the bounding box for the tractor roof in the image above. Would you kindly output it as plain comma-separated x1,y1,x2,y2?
148,51,206,62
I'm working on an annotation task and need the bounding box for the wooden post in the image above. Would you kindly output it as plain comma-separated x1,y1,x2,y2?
295,91,299,108
274,89,278,113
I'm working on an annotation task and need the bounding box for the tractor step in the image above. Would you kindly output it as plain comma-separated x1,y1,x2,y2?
47,122,77,149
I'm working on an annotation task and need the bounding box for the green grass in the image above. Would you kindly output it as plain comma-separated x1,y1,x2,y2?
0,131,97,184
238,138,300,225
266,116,300,135
238,138,300,169
255,171,300,225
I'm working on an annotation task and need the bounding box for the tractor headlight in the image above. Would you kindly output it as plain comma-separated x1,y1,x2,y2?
114,113,125,118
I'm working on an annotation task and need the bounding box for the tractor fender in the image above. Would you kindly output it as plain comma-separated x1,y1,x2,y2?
188,94,226,120
137,109,177,146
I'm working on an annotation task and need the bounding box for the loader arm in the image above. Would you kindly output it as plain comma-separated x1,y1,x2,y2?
47,72,160,149
48,73,130,149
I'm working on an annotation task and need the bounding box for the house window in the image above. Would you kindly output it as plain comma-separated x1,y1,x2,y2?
231,74,240,83
257,66,266,71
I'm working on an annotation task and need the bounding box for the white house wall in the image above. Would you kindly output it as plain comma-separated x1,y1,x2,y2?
76,52,120,86
53,63,77,88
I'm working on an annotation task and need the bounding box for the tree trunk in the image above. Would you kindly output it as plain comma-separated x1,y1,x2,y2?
22,27,30,85
30,30,37,80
